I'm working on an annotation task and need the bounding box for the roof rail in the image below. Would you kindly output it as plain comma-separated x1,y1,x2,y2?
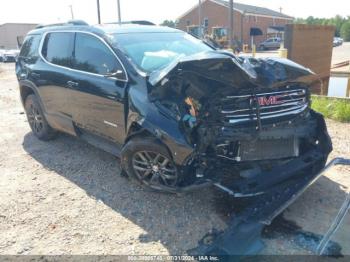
107,20,155,26
35,20,89,29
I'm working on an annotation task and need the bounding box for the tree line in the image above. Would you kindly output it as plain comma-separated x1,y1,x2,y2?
294,15,350,40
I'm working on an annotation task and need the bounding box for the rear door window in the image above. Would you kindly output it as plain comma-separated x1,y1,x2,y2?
19,34,41,63
41,32,74,68
73,32,125,77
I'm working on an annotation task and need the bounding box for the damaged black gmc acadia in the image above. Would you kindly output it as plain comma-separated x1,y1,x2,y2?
16,21,332,196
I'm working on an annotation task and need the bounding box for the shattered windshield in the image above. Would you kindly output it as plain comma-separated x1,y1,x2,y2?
112,32,212,73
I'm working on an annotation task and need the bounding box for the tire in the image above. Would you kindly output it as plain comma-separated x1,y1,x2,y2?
24,94,57,141
121,137,180,191
260,45,266,51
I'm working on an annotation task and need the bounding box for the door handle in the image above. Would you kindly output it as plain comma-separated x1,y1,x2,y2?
67,81,79,88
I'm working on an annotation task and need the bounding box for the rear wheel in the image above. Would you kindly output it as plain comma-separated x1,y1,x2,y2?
24,94,57,140
121,137,179,191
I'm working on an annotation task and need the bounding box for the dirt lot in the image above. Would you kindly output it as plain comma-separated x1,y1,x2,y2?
331,42,350,65
0,63,349,256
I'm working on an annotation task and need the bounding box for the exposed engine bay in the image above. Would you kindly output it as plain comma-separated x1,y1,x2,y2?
147,51,332,195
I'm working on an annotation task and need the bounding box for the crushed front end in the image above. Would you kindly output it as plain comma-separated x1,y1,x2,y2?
147,51,333,195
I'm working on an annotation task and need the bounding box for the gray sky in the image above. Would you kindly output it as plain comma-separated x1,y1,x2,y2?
1,0,349,25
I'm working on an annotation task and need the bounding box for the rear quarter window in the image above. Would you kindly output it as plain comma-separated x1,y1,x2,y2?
19,34,41,63
41,32,74,68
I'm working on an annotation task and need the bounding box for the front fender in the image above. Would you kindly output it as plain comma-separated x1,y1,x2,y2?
127,85,194,165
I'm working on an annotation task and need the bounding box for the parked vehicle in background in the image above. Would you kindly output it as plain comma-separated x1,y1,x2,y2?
258,37,282,50
333,37,343,47
16,21,332,195
0,49,5,62
3,49,19,62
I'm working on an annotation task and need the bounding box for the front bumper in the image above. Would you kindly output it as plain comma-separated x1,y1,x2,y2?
189,157,350,256
153,111,333,196
215,144,329,197
209,110,333,196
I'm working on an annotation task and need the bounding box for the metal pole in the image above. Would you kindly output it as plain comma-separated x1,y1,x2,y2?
198,0,202,39
69,5,74,19
97,0,101,24
229,0,234,49
117,0,122,23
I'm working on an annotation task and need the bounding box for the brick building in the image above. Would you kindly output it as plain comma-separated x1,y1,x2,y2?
177,0,293,47
0,23,37,49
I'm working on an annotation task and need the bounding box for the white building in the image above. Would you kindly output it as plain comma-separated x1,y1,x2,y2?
0,23,37,49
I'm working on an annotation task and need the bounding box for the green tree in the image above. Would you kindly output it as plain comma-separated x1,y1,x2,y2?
294,17,306,24
294,15,349,37
332,15,345,36
340,21,350,41
160,20,176,28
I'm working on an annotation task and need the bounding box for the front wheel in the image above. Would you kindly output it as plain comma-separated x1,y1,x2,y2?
121,137,180,191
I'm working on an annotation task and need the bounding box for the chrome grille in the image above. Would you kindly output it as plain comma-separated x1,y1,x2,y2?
221,89,308,124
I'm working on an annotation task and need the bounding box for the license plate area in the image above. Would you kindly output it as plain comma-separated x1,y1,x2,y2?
239,138,299,161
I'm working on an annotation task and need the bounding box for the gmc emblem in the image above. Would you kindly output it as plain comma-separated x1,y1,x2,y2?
257,95,284,106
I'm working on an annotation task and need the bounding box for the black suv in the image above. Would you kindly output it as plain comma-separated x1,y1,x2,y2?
16,21,332,195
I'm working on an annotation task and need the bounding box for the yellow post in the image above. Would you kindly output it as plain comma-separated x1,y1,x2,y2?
252,44,256,58
278,43,288,58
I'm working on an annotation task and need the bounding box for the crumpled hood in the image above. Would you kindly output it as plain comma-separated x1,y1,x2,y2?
241,56,318,87
148,51,317,89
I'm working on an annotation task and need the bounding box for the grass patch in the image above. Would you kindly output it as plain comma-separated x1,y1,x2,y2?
311,95,350,122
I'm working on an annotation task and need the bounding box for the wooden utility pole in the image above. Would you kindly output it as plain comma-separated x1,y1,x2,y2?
97,0,101,24
69,5,74,19
229,0,234,49
117,0,122,23
198,0,202,38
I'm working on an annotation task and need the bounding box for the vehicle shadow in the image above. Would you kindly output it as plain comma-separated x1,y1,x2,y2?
22,132,226,255
22,132,349,255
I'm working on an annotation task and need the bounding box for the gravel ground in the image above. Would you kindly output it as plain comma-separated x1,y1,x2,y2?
0,63,349,255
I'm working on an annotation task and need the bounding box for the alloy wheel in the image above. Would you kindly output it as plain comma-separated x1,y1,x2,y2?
27,103,44,134
132,151,178,187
